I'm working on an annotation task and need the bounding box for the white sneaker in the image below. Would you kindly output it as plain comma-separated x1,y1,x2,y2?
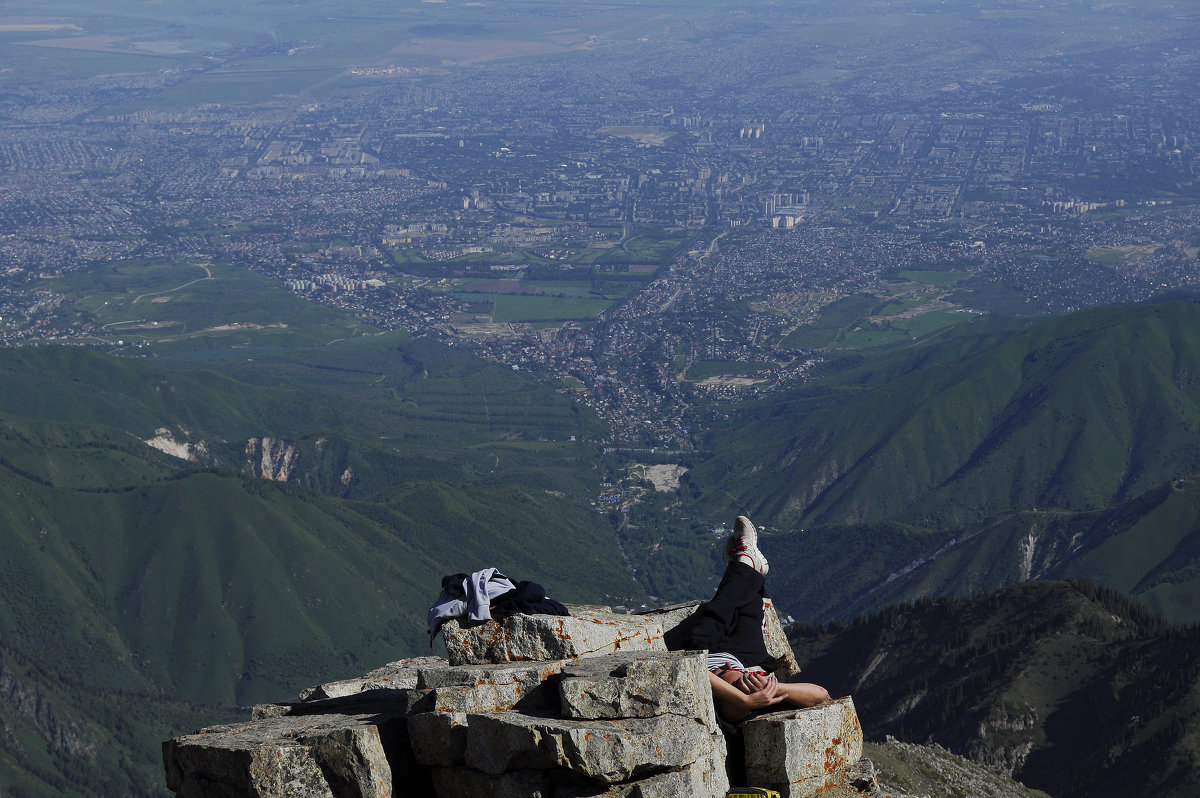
724,515,768,575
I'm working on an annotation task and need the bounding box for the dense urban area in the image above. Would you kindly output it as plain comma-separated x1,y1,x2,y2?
2,0,1199,447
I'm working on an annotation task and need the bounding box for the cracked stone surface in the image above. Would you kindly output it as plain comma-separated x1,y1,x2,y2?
463,710,719,783
743,697,865,798
441,608,669,665
557,650,718,734
164,709,403,798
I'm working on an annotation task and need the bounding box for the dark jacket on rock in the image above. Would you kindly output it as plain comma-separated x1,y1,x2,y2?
427,567,569,644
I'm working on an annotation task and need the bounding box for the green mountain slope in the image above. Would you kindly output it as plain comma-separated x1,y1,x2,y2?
760,473,1200,624
0,336,607,499
624,301,1200,622
791,580,1200,798
0,457,633,707
0,343,640,796
0,643,238,797
691,301,1200,529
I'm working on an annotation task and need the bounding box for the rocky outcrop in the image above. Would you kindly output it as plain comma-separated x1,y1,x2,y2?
163,604,891,798
296,656,445,702
164,697,405,798
245,437,300,482
440,606,669,666
440,600,799,676
744,697,863,796
0,666,97,763
144,427,209,463
864,738,1053,798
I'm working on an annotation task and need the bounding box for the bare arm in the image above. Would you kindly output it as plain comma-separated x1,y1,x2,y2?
708,671,786,722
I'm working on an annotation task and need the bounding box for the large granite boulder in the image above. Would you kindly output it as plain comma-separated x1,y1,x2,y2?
430,744,730,798
418,659,570,714
412,651,728,795
163,701,405,798
296,655,446,702
463,711,719,782
557,650,716,731
440,608,670,665
743,697,865,798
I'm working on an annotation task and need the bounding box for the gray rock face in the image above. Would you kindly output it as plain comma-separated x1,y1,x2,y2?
163,708,401,798
557,650,717,734
761,600,802,678
441,610,669,666
554,744,730,798
743,697,865,798
298,656,447,702
463,711,719,783
244,437,299,482
419,660,569,714
0,666,98,762
407,711,468,767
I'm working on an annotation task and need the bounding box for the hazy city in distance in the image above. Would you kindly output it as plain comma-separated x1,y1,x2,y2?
1,0,1198,451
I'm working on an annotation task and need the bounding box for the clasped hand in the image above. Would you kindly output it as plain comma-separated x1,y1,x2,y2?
732,670,787,708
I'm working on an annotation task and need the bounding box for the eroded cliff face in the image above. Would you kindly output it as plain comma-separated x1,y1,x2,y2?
143,427,209,463
245,437,300,482
0,666,97,763
146,432,355,494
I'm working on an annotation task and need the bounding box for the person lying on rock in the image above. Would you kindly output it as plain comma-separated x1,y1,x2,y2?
692,516,830,722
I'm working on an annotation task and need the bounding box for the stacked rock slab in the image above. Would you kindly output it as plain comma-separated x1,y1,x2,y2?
427,650,729,797
744,697,864,798
439,605,672,665
163,691,417,798
163,604,866,797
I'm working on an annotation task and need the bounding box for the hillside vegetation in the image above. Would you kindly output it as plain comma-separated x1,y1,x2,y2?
792,580,1200,798
694,302,1200,528
0,340,640,795
760,474,1200,625
651,301,1200,623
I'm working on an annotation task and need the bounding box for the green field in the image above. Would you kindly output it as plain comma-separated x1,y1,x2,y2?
0,45,179,85
783,285,971,351
834,324,911,348
904,308,973,338
491,294,613,322
782,294,890,349
446,276,624,322
457,279,603,299
390,228,690,277
49,258,369,351
1085,245,1161,268
685,360,774,381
